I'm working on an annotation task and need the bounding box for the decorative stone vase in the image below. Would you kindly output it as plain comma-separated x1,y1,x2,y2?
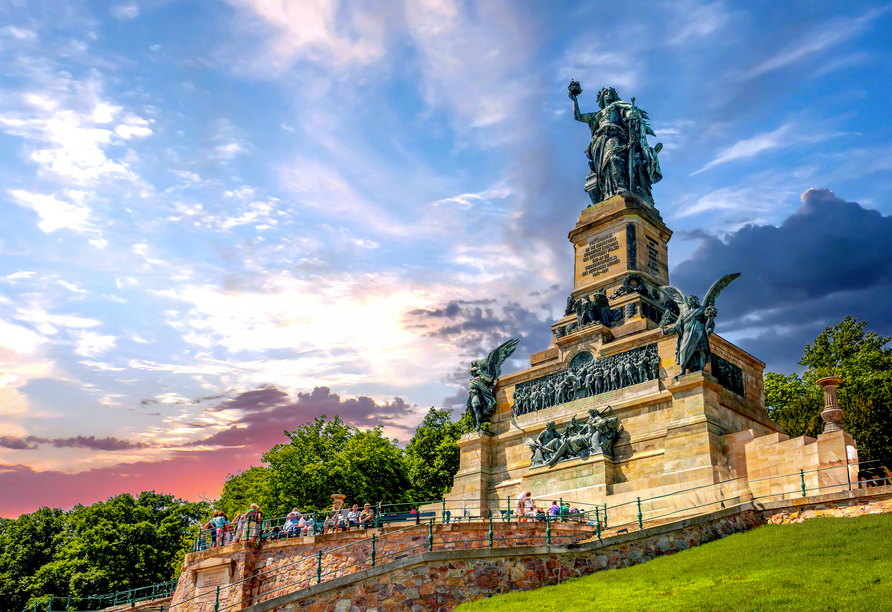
816,376,844,433
331,494,346,512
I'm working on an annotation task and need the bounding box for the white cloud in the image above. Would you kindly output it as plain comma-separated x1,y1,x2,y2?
89,237,109,249
222,0,391,72
692,123,846,175
8,189,92,233
111,2,140,20
75,331,116,358
1,26,38,41
740,5,892,79
115,114,152,139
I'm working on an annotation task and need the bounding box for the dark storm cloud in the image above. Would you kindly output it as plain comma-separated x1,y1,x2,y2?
0,435,153,451
671,189,892,373
188,386,418,450
208,386,290,413
413,300,556,408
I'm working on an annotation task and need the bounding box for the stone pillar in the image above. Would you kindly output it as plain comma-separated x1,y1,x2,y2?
444,430,498,518
816,376,844,433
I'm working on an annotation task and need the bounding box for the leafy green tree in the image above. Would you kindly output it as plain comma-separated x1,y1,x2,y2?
0,493,208,612
0,508,66,612
215,466,272,520
259,417,411,516
766,317,892,470
405,407,473,502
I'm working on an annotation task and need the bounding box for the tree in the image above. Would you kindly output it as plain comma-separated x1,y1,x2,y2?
215,466,272,520
766,317,892,470
405,407,473,501
0,508,66,612
0,493,208,612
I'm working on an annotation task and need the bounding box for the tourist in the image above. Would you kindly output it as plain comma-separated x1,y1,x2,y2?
548,501,560,517
560,501,570,521
323,512,336,534
335,510,349,532
201,517,216,547
210,511,229,547
359,503,374,528
244,503,262,542
346,504,360,529
521,492,536,520
283,509,300,537
231,513,244,543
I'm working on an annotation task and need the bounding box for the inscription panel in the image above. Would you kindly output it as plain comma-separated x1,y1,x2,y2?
581,232,621,279
196,567,230,602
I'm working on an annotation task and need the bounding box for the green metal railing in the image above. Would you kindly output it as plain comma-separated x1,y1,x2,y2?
23,457,890,612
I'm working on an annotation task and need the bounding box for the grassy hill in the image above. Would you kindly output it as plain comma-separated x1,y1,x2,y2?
457,514,892,612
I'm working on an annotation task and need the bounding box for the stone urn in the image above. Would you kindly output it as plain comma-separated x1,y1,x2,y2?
331,493,346,513
816,376,844,433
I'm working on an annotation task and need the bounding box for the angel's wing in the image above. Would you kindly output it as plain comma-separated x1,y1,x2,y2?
703,273,741,309
483,337,519,379
659,285,689,318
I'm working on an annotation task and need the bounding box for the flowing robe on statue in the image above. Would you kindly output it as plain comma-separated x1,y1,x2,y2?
667,306,713,373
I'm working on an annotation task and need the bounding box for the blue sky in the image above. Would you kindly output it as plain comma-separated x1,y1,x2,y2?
1,0,891,516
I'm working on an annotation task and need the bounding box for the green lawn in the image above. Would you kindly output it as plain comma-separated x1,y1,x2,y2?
457,514,892,612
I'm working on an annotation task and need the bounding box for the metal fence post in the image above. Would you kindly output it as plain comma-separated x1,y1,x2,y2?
800,469,807,497
604,503,608,528
317,551,322,584
371,533,376,567
546,515,551,546
442,498,446,524
46,595,53,612
65,596,70,612
595,506,601,539
213,586,220,612
488,513,493,548
428,518,434,552
637,497,643,530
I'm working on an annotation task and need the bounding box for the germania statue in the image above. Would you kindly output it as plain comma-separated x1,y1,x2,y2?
568,81,663,207
466,338,519,431
659,274,740,376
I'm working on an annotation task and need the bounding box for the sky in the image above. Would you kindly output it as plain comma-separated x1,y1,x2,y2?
1,0,891,518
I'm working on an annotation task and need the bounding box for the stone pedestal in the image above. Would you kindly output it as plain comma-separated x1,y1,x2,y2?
568,193,671,295
663,371,729,487
444,430,498,517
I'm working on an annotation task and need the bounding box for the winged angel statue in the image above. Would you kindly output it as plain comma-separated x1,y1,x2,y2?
659,274,740,376
466,338,519,431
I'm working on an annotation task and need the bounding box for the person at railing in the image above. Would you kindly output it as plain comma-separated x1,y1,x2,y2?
560,501,570,521
334,509,350,532
548,501,560,517
231,512,243,543
244,503,262,542
298,512,314,536
209,511,229,546
323,512,337,534
283,509,300,537
518,491,536,522
346,504,360,529
359,503,375,528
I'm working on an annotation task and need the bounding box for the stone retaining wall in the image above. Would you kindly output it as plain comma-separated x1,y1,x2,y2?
230,485,892,612
171,521,593,612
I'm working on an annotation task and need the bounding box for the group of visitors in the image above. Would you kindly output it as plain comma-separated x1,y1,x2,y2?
322,503,376,533
200,503,263,548
516,492,579,522
199,500,385,549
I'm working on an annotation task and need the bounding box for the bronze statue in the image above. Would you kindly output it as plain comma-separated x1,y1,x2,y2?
660,274,740,376
569,81,662,207
466,338,519,430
